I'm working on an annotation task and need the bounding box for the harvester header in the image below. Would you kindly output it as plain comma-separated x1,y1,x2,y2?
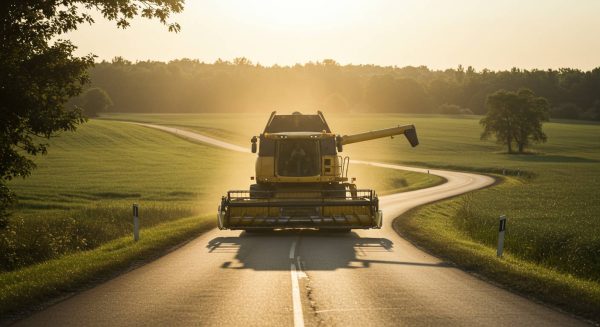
218,111,419,231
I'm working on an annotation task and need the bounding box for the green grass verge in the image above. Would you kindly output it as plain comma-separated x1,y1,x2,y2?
393,179,600,323
0,203,198,270
0,214,214,318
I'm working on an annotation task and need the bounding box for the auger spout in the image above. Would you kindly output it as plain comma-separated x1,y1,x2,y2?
338,125,419,148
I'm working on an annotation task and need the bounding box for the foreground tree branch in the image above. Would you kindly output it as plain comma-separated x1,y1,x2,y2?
0,0,184,223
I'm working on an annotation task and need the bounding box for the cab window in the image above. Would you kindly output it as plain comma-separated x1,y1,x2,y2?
276,139,320,177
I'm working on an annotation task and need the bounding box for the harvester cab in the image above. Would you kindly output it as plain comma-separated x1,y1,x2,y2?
218,111,419,231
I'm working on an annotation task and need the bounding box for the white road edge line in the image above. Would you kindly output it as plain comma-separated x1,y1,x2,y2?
290,263,305,327
290,240,305,327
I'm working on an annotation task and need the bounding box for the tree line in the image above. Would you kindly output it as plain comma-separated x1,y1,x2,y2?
86,57,600,121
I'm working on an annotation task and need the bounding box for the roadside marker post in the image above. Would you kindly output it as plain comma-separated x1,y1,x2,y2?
133,204,139,242
497,215,506,257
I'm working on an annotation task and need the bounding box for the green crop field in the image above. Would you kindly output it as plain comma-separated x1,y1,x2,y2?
104,113,600,317
2,120,249,271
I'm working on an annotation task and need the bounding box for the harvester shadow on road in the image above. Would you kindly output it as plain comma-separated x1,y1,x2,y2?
206,231,452,271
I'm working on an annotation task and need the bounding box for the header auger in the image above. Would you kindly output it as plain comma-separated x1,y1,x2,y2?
218,111,418,232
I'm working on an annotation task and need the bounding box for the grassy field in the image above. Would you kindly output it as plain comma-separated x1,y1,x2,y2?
104,112,600,319
3,119,439,271
8,119,249,215
2,120,250,271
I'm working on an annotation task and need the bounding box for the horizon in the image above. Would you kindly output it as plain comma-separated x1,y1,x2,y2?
98,57,600,72
66,0,600,71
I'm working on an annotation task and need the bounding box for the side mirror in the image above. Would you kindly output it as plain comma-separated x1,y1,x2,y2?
335,135,343,152
251,136,257,153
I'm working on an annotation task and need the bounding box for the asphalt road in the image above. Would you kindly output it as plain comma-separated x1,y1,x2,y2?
16,124,587,326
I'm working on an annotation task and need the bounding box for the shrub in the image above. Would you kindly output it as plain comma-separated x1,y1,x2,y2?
0,203,195,271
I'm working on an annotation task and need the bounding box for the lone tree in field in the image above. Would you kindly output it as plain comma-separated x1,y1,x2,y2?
480,89,549,153
0,1,183,224
82,87,113,117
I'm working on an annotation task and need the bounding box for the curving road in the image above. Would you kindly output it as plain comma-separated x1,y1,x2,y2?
16,124,586,326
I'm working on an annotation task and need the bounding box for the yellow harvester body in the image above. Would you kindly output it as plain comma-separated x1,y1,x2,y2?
218,111,419,231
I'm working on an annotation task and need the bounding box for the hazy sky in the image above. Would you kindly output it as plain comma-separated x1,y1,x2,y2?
64,0,600,70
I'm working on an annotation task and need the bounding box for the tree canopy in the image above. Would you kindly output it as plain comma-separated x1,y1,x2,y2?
480,89,549,153
0,0,183,221
81,87,113,117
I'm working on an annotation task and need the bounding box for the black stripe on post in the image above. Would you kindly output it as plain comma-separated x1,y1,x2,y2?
499,216,506,232
133,204,139,217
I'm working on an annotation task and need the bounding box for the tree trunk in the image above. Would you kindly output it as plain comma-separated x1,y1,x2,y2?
507,138,512,153
518,142,524,153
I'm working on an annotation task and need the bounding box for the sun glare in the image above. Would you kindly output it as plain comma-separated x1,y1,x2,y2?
227,0,365,29
64,0,600,69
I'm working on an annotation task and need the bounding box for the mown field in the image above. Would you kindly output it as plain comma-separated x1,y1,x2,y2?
104,113,600,317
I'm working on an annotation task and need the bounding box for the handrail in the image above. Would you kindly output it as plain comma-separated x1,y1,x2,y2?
343,156,350,179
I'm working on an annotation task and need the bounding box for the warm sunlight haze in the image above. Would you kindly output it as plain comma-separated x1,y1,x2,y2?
65,0,600,70
2,0,599,325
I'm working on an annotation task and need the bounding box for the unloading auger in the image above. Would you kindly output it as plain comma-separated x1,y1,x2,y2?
218,111,419,231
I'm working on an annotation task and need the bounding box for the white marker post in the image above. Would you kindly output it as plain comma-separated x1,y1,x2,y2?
497,215,506,257
133,204,139,242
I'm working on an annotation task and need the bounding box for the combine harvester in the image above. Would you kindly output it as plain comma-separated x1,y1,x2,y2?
218,111,419,232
